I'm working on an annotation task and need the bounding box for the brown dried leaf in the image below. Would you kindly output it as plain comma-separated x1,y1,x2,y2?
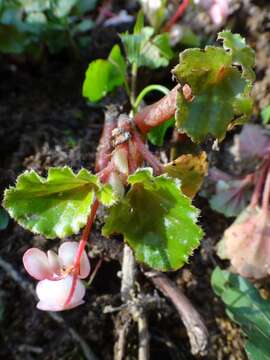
164,152,208,198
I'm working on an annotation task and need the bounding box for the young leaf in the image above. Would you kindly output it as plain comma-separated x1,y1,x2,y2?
120,23,173,69
173,31,254,142
82,44,126,102
218,30,256,82
164,152,208,198
147,117,175,146
102,168,203,271
3,167,117,239
211,267,270,360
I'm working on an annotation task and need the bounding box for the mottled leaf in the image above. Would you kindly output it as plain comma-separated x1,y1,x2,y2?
3,167,117,239
173,31,254,142
164,152,208,198
102,168,203,271
212,267,270,360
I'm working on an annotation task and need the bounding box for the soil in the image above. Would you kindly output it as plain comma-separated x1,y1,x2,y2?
0,1,269,359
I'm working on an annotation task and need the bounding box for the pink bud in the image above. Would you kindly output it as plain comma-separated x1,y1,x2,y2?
23,248,52,280
58,241,90,279
36,275,85,311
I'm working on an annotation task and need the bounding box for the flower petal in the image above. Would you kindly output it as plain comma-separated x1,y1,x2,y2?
23,248,52,280
58,241,90,279
47,250,61,276
36,275,86,311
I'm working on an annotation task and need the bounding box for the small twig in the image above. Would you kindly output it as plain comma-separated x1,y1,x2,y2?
121,244,136,302
137,312,150,360
0,256,98,360
144,270,208,356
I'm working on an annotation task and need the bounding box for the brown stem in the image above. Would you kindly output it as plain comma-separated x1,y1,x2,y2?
144,271,208,356
134,85,180,134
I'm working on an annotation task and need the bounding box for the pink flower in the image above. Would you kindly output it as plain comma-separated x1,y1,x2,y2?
23,242,90,311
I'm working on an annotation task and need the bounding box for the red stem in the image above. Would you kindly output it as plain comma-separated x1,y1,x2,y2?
163,0,190,32
64,199,100,307
134,85,179,134
250,164,268,208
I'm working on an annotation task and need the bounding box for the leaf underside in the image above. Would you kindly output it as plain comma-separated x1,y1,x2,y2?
102,168,203,271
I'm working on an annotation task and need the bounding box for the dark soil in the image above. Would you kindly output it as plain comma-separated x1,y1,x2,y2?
0,1,269,359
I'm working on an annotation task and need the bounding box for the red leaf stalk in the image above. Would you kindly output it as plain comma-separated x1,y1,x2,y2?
64,199,99,307
134,85,180,134
163,0,190,32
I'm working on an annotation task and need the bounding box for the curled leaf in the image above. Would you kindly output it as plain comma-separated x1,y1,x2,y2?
217,206,270,279
164,152,208,198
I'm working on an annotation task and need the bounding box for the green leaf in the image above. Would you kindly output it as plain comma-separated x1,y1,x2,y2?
147,117,174,146
218,30,255,82
134,10,144,34
0,207,9,230
52,0,77,17
211,267,270,360
261,105,270,125
3,167,117,239
164,152,208,198
120,26,173,69
173,44,253,142
82,44,126,102
102,168,203,271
